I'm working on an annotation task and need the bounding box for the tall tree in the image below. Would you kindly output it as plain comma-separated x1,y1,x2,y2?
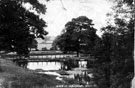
93,0,134,88
55,16,97,56
93,20,133,88
0,0,48,56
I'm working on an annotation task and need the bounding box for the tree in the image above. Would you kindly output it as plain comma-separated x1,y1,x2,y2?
93,20,133,88
55,16,97,56
29,39,38,51
0,0,48,57
92,0,134,87
51,35,60,50
42,47,48,51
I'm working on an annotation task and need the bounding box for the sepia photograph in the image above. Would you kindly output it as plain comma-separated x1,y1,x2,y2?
0,0,134,88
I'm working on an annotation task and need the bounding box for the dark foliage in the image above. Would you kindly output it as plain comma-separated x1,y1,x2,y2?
0,0,48,56
93,18,134,88
53,16,98,56
92,0,134,87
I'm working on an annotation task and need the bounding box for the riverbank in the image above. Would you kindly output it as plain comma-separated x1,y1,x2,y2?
0,58,64,88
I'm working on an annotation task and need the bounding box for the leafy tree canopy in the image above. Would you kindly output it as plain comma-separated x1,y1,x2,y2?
93,0,134,88
54,16,98,56
0,0,48,56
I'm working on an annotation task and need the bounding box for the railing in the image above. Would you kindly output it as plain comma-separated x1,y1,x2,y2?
1,53,77,62
1,52,94,62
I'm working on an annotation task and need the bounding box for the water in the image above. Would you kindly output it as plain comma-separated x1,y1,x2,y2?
27,60,94,85
27,62,62,70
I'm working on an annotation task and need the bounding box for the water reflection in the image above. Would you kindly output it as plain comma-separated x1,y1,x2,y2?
27,62,61,70
79,60,87,68
27,60,88,70
63,60,79,70
27,60,93,85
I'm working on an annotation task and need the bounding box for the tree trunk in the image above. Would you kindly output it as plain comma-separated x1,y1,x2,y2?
77,50,79,57
131,0,135,87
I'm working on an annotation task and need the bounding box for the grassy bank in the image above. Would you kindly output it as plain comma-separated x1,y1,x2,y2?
0,58,64,88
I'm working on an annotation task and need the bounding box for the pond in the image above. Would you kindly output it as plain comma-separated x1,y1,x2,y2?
27,60,94,85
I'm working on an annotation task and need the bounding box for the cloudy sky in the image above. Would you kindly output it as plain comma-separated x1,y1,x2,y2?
39,0,112,36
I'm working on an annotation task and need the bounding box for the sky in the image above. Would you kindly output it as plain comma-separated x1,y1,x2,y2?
39,0,113,37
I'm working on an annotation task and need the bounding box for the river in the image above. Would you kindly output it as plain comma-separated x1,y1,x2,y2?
27,59,94,85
